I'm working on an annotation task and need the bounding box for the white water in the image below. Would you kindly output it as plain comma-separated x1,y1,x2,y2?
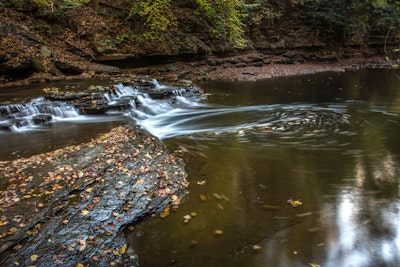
0,81,391,149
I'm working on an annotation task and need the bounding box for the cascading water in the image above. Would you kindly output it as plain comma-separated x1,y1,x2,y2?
0,79,204,132
0,79,386,150
0,98,80,132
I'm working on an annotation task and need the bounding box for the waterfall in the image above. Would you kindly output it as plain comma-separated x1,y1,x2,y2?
0,99,80,132
0,80,203,132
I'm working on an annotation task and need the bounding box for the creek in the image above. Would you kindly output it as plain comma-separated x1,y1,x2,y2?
1,69,400,266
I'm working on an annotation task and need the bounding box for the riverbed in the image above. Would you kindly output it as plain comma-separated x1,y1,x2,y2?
1,68,400,266
130,68,400,267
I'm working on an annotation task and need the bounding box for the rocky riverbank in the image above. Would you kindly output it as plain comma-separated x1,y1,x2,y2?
0,54,391,89
0,125,189,267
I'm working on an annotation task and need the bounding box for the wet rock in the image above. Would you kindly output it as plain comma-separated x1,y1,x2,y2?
243,71,257,76
87,63,120,74
55,61,85,75
31,56,63,76
40,45,52,58
32,114,52,124
0,125,189,267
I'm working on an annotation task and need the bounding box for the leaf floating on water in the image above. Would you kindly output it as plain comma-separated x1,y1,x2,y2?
160,206,170,218
308,263,320,267
183,214,192,223
197,180,206,185
252,245,262,250
214,229,223,235
287,198,302,207
199,194,207,201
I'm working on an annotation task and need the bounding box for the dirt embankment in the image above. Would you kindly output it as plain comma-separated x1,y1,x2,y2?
0,1,395,88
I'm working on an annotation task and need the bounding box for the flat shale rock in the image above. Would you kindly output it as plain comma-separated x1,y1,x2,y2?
0,125,188,266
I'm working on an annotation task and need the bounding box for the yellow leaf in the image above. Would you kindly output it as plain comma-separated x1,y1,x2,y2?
199,194,207,201
291,200,303,207
85,187,93,193
287,198,303,207
30,254,38,262
81,209,89,215
308,263,320,267
120,244,127,255
79,242,87,252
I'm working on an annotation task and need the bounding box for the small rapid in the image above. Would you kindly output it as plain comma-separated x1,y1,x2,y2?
0,79,204,132
1,78,398,152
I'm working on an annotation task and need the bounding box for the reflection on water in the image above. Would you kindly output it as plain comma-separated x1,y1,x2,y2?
1,69,400,266
128,69,400,267
323,152,400,267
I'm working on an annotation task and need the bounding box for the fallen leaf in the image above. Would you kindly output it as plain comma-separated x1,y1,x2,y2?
30,254,38,262
13,244,23,250
287,198,303,207
79,241,87,252
214,229,223,235
85,187,93,193
81,209,90,215
120,244,127,255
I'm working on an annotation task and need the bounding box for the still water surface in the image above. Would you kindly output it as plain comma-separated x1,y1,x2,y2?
1,69,400,266
129,69,400,267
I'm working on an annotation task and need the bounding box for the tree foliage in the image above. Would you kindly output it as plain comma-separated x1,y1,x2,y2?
298,0,400,38
195,0,247,48
128,0,178,41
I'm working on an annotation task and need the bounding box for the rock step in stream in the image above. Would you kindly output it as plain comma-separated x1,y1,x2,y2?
0,125,189,266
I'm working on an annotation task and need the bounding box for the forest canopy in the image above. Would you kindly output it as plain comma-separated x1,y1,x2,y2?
2,0,400,49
